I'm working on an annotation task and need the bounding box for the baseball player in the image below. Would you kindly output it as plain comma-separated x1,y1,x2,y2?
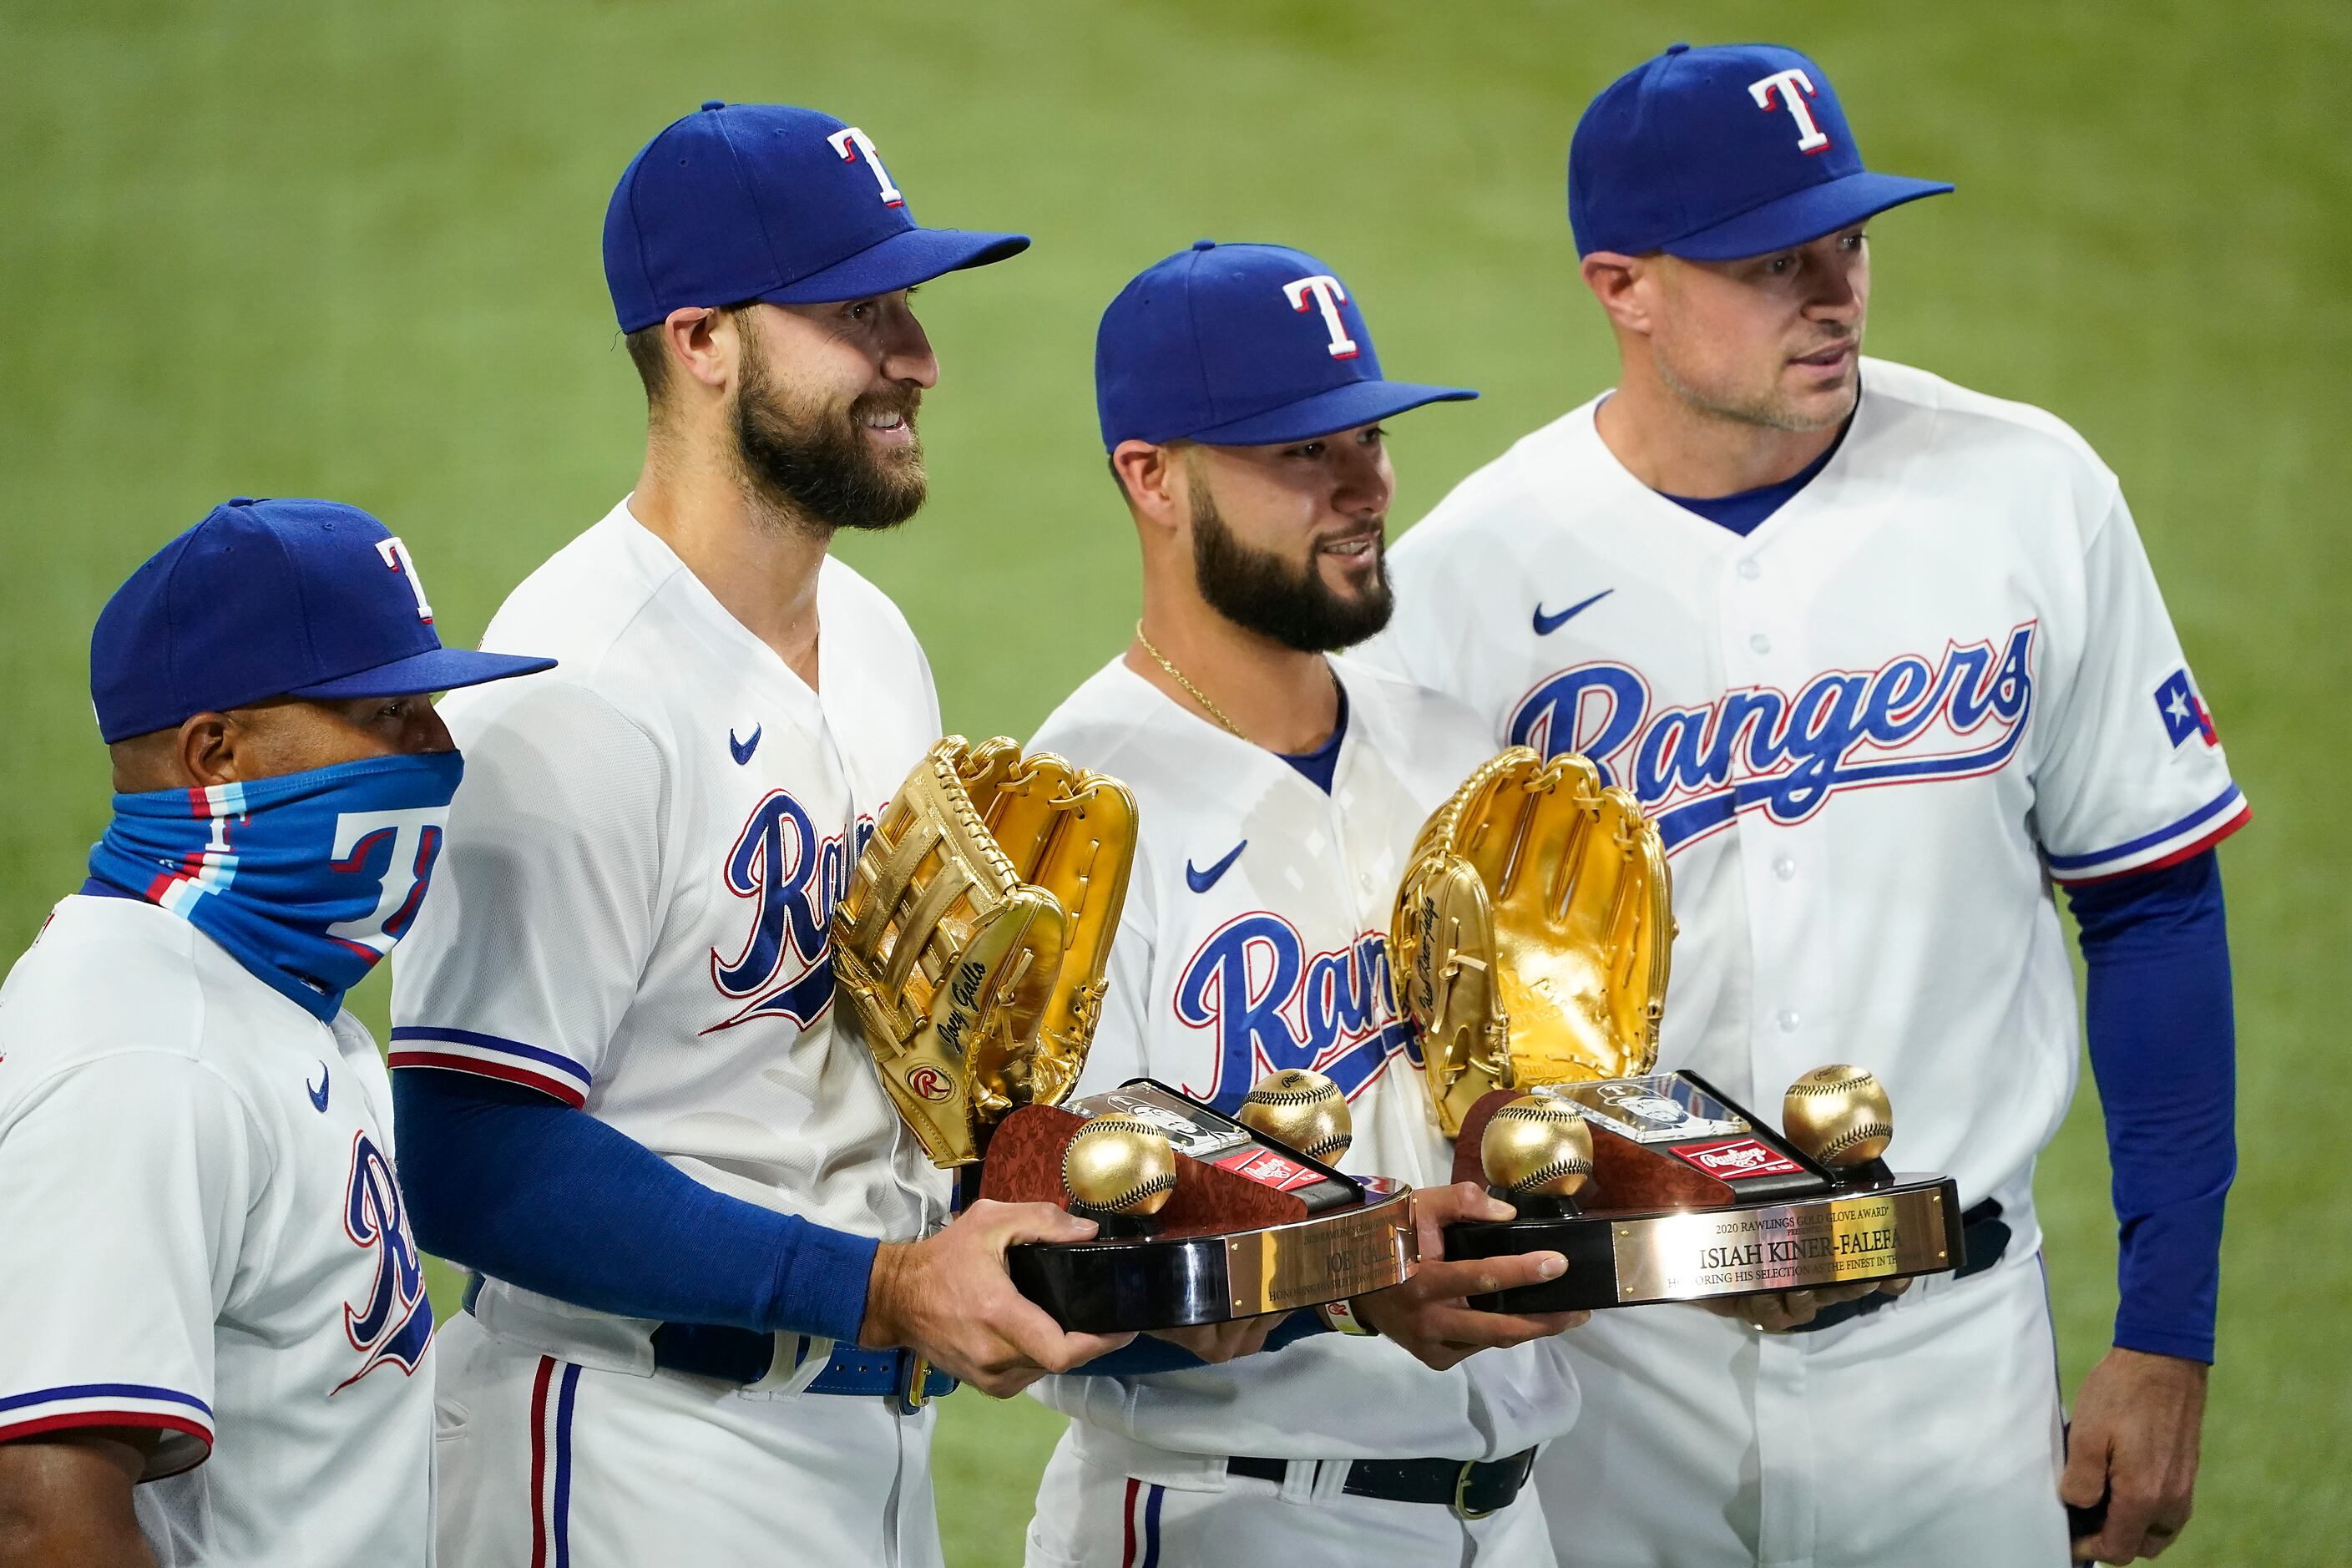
386,104,1125,1567
1368,43,2245,1567
1019,241,1586,1568
0,498,551,1565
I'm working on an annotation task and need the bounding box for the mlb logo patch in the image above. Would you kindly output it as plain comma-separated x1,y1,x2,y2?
2154,668,2218,749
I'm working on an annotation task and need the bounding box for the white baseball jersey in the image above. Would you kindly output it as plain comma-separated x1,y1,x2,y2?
1026,655,1581,1464
1368,356,2245,1566
0,895,434,1566
391,498,951,1363
1372,357,2246,1234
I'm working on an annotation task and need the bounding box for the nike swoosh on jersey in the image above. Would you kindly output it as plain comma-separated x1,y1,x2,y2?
306,1061,331,1113
1186,841,1247,893
1532,588,1614,636
729,725,761,766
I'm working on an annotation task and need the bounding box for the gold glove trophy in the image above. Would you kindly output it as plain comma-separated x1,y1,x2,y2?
1391,748,1963,1311
980,1069,1416,1332
834,739,1414,1333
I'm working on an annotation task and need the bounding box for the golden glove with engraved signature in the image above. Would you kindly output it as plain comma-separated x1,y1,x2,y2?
833,736,1137,1166
1389,747,1672,1136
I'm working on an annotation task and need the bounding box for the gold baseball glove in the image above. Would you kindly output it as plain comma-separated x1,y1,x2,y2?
1389,748,1673,1136
833,736,1138,1166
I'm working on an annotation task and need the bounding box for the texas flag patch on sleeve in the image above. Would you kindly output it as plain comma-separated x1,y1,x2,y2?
2154,668,2218,749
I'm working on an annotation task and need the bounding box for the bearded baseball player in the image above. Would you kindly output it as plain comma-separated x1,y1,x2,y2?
387,104,1127,1567
1019,241,1591,1568
1368,43,2245,1568
0,499,551,1565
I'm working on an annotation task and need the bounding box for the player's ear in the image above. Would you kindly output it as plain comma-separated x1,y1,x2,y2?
661,306,734,396
175,711,242,789
1111,440,1181,533
1580,251,1651,336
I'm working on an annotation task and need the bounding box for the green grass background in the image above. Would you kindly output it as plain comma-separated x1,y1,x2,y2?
3,2,2344,1562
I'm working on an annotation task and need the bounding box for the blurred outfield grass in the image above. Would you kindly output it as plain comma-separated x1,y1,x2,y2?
3,2,2345,1563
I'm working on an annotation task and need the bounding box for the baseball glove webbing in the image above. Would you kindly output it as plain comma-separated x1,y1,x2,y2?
834,736,1138,1167
1390,747,1673,1136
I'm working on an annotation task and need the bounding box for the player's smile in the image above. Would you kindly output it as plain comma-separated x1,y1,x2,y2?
1314,527,1385,599
861,405,915,448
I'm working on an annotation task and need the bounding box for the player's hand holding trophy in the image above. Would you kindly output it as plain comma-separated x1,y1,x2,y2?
836,736,1960,1341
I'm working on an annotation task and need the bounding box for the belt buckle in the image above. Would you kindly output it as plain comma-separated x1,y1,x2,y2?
893,1352,933,1416
1451,1459,1495,1521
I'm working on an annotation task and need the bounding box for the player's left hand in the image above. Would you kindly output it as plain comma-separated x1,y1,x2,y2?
1148,1313,1289,1364
2062,1347,2207,1563
1701,1275,1910,1333
1352,1182,1589,1370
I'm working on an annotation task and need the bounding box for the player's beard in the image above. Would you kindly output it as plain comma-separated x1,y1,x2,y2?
1189,488,1393,653
732,335,928,534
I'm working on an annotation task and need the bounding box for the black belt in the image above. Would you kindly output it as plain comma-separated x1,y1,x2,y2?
646,1321,956,1412
1226,1448,1537,1520
1788,1197,2011,1334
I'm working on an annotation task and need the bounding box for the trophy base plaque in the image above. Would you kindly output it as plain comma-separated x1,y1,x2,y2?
1444,1073,1962,1313
984,1080,1417,1333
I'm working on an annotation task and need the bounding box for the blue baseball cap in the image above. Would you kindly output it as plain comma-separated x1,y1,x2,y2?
1095,240,1475,450
1570,43,1952,260
91,499,554,743
604,102,1031,333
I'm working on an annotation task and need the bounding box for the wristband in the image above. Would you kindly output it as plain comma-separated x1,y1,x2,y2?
1318,1297,1376,1336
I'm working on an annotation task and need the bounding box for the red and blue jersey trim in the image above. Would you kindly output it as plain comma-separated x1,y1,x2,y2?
387,1027,592,1108
2045,782,2252,886
0,1382,215,1464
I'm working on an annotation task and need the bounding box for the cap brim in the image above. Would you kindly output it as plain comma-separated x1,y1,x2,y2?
1184,380,1478,447
762,227,1032,305
287,646,556,701
1663,172,1953,261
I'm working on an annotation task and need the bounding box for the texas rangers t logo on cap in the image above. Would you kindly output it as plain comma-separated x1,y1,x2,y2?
1749,68,1832,154
827,126,904,206
1283,275,1360,360
373,536,434,625
1565,44,1950,260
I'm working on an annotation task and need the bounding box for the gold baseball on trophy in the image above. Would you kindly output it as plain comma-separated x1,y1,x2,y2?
1783,1065,1895,1167
1237,1068,1353,1163
1480,1095,1596,1200
1061,1118,1178,1216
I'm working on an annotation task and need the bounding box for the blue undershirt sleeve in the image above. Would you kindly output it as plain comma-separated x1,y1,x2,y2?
2062,847,2236,1364
1062,1310,1333,1377
390,1068,878,1345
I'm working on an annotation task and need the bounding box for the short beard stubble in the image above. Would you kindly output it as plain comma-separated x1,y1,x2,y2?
732,327,928,533
1655,346,1857,434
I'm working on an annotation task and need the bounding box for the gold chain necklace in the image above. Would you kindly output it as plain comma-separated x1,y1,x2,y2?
1134,621,1248,740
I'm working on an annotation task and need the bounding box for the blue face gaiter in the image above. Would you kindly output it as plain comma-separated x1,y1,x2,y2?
86,750,465,1020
